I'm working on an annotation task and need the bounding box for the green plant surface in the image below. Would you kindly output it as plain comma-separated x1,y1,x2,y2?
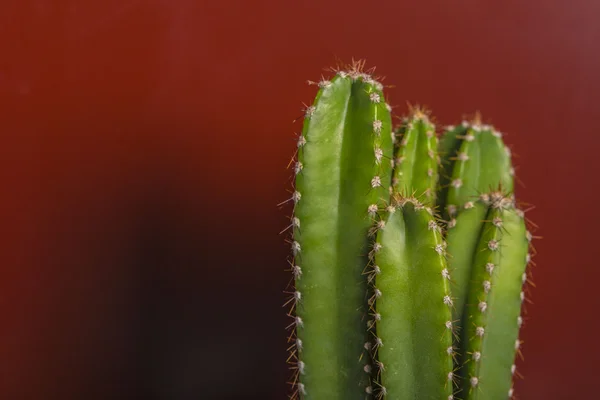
443,122,513,218
458,198,529,400
372,197,453,399
445,200,489,324
392,111,439,205
437,123,468,216
289,66,393,400
283,71,537,398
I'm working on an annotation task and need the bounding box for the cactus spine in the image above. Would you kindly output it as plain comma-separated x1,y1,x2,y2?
288,63,393,399
284,64,536,400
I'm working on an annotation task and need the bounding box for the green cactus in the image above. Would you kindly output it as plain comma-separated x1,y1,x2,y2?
450,193,530,400
370,196,453,399
439,120,532,400
284,64,536,400
437,123,468,217
392,110,439,205
445,199,489,324
439,120,514,219
287,63,393,400
442,120,516,322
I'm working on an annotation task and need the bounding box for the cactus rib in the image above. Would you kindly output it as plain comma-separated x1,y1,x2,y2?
437,123,469,218
446,199,489,325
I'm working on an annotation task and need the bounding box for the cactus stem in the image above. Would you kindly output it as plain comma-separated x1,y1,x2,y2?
289,64,394,398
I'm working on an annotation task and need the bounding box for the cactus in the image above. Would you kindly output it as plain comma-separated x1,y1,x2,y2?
283,63,536,400
437,123,468,217
439,120,513,219
392,111,439,205
442,120,515,322
370,196,453,399
455,193,530,400
286,62,393,400
440,121,532,400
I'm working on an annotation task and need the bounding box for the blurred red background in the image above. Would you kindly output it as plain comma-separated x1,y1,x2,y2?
0,1,598,399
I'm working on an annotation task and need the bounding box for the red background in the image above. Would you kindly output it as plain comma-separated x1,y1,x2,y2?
1,1,598,399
